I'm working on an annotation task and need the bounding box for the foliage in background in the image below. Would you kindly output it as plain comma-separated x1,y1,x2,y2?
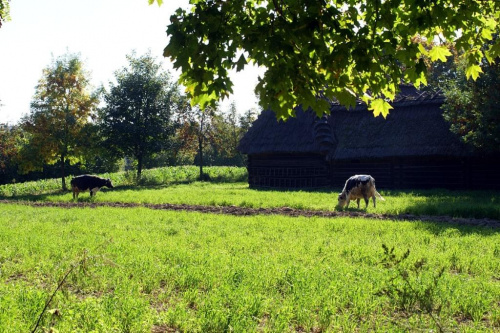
172,102,257,178
440,57,500,153
0,0,9,28
18,53,99,190
99,51,181,178
0,102,256,186
211,101,250,166
175,105,219,180
0,124,19,182
238,107,257,136
159,0,500,119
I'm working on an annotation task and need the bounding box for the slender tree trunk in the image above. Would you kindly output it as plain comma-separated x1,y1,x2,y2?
137,154,143,180
61,153,67,191
198,135,204,180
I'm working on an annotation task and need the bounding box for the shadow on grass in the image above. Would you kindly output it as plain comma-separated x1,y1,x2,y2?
0,185,131,202
248,185,339,194
0,190,67,202
386,189,500,221
413,219,499,236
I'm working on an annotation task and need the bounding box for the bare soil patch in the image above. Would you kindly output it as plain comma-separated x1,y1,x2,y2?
1,200,499,229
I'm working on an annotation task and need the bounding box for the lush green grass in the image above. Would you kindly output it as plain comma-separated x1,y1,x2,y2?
0,166,247,197
0,204,499,332
1,166,498,220
4,181,498,220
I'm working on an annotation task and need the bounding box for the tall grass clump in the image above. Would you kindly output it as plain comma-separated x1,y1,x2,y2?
0,178,63,197
115,166,247,185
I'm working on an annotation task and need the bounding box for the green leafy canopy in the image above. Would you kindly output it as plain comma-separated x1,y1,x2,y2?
0,0,10,28
19,53,99,189
99,51,180,178
152,0,500,119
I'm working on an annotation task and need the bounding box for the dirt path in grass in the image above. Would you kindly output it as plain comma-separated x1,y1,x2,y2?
1,199,499,229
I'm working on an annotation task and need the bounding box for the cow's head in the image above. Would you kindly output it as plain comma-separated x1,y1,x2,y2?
337,192,347,208
106,179,114,188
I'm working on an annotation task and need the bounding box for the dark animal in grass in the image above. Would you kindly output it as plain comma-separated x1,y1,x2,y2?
70,175,114,199
337,174,385,209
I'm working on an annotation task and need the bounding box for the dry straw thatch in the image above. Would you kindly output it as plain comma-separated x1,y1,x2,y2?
238,85,471,160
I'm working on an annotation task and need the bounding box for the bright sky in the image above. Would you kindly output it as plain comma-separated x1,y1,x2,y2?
0,0,262,124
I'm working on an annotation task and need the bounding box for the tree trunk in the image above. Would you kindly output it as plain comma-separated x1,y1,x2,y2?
198,135,204,180
137,154,143,180
61,153,67,191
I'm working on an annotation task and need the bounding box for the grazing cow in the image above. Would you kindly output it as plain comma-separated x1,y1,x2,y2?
70,175,114,199
337,175,385,209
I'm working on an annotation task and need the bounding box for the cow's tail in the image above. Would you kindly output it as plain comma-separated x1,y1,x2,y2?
375,190,385,201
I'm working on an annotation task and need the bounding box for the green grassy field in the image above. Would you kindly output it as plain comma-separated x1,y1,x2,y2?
2,180,499,220
0,167,499,331
0,203,499,332
0,166,247,198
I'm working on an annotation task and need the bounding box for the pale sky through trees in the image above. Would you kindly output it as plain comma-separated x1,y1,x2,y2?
0,0,262,123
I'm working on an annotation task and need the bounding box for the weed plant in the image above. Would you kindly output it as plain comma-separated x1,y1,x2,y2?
0,205,498,331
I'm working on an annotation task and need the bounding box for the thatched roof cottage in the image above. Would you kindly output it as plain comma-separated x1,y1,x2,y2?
238,85,499,189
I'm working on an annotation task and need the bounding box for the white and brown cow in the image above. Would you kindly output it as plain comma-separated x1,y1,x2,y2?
337,174,385,209
70,175,114,199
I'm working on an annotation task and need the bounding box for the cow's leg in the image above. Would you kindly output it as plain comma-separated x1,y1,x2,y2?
346,199,350,208
363,195,369,208
372,195,376,208
356,198,361,208
91,187,100,197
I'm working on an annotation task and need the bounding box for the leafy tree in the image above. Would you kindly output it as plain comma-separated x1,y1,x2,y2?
219,102,242,163
239,108,258,135
0,124,19,184
99,52,180,178
174,104,221,179
209,102,256,166
172,102,257,168
440,57,500,153
155,0,500,119
0,0,10,28
19,53,99,190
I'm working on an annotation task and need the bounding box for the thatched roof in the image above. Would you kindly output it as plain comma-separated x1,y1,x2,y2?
238,86,472,160
237,109,332,155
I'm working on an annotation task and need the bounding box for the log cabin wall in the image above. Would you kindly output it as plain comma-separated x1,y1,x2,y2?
330,156,500,190
247,153,329,188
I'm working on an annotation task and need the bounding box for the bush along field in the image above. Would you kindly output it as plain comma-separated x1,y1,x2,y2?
0,204,499,332
0,166,247,197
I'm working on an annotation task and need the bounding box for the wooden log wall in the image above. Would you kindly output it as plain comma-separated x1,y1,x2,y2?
246,154,500,190
330,156,500,190
247,154,329,188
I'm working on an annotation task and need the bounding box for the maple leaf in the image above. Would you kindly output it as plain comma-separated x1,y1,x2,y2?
369,98,393,118
465,64,483,81
429,46,452,62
